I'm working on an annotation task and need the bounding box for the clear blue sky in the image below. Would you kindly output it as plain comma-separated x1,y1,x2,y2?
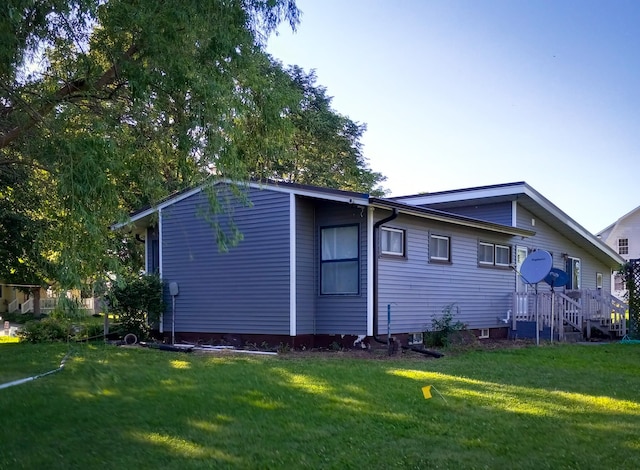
267,0,640,234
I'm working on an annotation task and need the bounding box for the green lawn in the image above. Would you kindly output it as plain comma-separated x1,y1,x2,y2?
1,342,639,469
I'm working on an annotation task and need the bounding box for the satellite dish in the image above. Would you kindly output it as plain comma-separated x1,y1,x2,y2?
519,250,552,284
544,268,569,289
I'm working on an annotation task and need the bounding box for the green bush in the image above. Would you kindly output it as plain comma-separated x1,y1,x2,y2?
424,304,466,348
18,318,71,343
105,273,164,340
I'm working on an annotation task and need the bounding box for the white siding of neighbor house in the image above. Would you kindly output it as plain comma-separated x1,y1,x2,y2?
598,207,640,298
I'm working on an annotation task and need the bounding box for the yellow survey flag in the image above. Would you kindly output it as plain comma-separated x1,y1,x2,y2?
422,385,432,399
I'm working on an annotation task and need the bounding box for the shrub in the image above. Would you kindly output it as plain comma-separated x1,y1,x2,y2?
18,318,71,343
424,303,466,348
105,273,164,340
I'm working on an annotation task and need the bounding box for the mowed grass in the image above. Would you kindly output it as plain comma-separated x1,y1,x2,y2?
1,342,639,469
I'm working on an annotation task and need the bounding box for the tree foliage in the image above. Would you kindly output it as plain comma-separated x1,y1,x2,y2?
246,65,386,195
1,0,386,289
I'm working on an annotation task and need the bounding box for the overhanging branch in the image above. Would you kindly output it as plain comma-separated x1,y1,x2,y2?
0,45,139,150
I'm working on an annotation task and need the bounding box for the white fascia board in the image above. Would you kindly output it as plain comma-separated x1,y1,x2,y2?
522,185,625,265
157,187,203,210
243,180,369,205
112,187,203,230
367,207,374,337
289,193,297,337
111,206,156,230
395,184,526,206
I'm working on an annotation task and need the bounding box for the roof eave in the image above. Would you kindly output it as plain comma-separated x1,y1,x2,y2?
369,198,535,238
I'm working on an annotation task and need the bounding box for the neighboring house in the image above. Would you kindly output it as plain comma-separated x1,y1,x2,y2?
119,180,626,348
597,205,640,300
0,283,92,316
0,283,40,315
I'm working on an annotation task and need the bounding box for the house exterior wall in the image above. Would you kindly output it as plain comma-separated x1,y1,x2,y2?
516,205,612,293
314,202,368,335
598,209,640,298
377,213,516,333
295,196,316,334
160,187,291,335
598,210,640,261
421,201,513,226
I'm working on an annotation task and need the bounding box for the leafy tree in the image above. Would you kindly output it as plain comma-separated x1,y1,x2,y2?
1,0,300,287
244,65,387,195
1,1,386,292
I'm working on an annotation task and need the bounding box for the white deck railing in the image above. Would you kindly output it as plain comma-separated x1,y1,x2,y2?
512,289,628,339
21,298,34,313
6,296,96,316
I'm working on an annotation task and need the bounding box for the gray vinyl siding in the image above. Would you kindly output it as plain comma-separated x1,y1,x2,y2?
378,213,516,332
516,205,612,292
296,197,316,334
161,187,291,334
315,202,368,335
423,201,513,226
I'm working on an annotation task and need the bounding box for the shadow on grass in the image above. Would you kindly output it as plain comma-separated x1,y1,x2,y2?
1,343,639,469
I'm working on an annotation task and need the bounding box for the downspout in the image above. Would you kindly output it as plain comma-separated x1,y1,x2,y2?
372,209,398,344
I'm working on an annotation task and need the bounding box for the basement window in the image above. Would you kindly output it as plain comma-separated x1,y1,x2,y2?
408,332,423,345
479,328,490,339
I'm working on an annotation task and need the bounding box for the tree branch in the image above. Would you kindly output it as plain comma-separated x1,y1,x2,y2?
0,45,139,150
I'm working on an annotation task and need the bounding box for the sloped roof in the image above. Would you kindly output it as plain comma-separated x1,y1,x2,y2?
394,181,624,268
596,204,640,237
115,179,534,237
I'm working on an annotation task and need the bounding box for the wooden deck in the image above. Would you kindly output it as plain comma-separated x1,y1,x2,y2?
512,289,628,340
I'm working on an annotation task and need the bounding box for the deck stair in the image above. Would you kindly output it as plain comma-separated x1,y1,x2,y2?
512,289,628,341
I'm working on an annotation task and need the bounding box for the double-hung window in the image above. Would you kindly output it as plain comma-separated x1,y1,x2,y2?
618,238,629,255
430,234,450,262
321,225,359,295
479,242,511,267
381,227,405,256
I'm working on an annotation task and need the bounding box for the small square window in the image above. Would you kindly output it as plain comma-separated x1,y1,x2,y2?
381,227,405,256
430,234,451,262
618,238,629,255
479,328,490,339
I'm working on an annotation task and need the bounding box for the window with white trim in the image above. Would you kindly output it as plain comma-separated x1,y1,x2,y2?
479,242,511,267
381,227,405,256
479,328,490,339
618,238,629,255
430,234,450,262
321,225,359,295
